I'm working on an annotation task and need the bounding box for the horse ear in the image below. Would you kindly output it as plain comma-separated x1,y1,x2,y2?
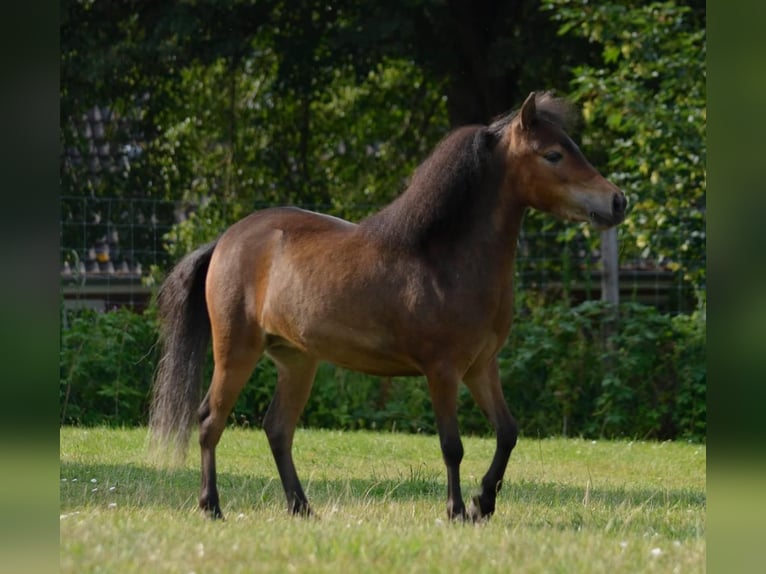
520,91,537,131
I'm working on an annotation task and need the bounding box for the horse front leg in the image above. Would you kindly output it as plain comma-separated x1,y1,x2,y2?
426,367,466,521
464,356,518,521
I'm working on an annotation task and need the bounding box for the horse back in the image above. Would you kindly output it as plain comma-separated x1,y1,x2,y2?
205,206,509,377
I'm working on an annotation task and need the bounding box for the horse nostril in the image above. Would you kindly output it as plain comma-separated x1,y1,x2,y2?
613,193,626,214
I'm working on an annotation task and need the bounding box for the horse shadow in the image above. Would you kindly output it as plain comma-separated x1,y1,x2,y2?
60,460,705,530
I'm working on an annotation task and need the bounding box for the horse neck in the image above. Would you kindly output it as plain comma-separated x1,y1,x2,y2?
412,176,527,285
463,191,527,279
359,144,527,275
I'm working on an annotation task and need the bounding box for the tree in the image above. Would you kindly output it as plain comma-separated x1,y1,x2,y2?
61,0,706,304
60,1,452,262
327,0,598,125
542,0,706,299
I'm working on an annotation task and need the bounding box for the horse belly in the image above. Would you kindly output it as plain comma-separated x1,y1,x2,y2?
306,322,422,377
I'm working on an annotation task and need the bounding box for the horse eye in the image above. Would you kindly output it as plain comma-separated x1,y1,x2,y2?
543,151,563,164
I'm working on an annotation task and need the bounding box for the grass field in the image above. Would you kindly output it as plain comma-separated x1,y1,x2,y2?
60,427,705,573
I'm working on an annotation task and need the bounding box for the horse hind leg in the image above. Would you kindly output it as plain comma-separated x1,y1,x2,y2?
198,332,263,519
464,356,518,522
262,350,318,516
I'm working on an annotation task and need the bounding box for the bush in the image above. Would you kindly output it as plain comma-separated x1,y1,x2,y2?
498,297,706,441
60,306,160,426
59,299,705,442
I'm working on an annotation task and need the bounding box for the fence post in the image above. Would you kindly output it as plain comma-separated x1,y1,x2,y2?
600,228,620,379
601,227,619,307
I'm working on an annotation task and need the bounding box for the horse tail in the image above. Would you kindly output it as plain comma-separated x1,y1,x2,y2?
149,241,218,462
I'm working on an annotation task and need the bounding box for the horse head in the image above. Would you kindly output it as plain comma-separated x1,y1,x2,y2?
495,91,627,229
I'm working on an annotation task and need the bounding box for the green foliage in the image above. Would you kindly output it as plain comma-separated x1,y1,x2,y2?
60,307,159,426
543,0,706,296
498,296,706,441
152,54,448,259
310,59,449,220
60,1,452,264
60,300,705,442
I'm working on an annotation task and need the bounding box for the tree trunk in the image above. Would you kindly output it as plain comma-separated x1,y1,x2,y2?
442,0,522,126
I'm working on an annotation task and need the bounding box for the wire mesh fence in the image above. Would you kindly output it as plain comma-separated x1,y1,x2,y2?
60,195,176,312
60,195,699,315
514,227,698,314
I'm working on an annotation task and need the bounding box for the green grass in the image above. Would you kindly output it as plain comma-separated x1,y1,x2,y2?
60,427,705,573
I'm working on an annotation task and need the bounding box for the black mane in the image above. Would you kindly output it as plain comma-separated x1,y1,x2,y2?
359,92,579,253
359,125,501,252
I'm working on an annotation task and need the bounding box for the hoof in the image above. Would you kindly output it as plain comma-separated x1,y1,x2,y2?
200,497,224,520
289,501,314,518
468,495,493,523
447,499,467,522
202,506,224,520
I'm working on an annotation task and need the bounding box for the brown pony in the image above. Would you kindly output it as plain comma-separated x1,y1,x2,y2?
150,92,626,522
